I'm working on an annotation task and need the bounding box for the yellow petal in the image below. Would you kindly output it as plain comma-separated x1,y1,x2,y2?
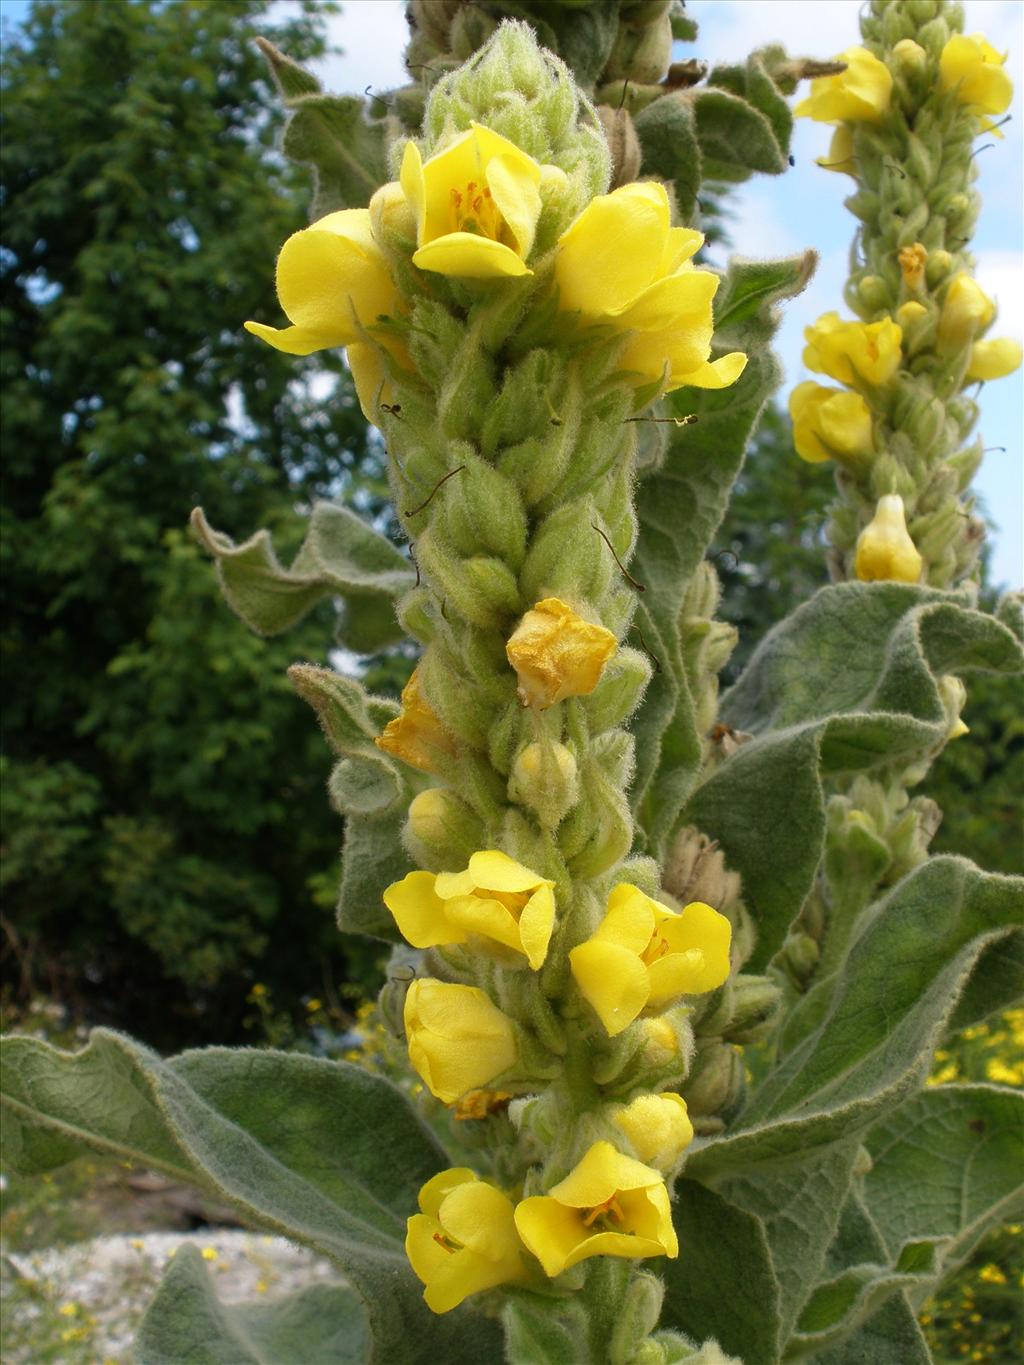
519,884,556,970
601,885,659,953
506,598,617,709
412,232,531,279
569,939,650,1036
967,337,1023,381
445,894,525,956
667,351,748,391
243,320,339,356
615,267,719,332
404,980,518,1104
556,182,670,317
399,140,426,236
656,900,733,994
789,381,834,463
383,870,469,949
468,850,545,894
346,343,390,422
514,1195,587,1278
486,153,542,259
439,1181,520,1261
417,1168,479,1219
276,210,395,342
855,494,923,583
660,226,705,274
548,1141,663,1207
406,1212,459,1284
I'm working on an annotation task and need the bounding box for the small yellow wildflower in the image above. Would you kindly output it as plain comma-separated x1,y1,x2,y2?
384,851,556,969
58,1302,80,1317
854,495,923,583
978,1264,1007,1285
795,46,893,123
201,1247,218,1261
899,243,928,291
892,39,928,71
403,979,518,1105
804,312,902,386
939,35,1013,119
400,123,545,279
407,1168,528,1313
244,210,399,356
570,884,731,1036
789,381,875,463
506,597,617,710
375,668,456,774
514,1141,678,1277
554,181,747,391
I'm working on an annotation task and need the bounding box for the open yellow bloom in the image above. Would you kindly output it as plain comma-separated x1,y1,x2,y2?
789,382,875,463
406,1168,527,1313
400,123,543,279
514,1141,678,1277
794,46,893,123
610,1093,694,1170
937,273,996,348
554,182,746,392
244,209,399,356
967,337,1023,381
375,669,455,775
939,34,1013,118
804,311,902,386
404,979,518,1105
855,494,923,583
506,597,617,709
384,850,556,970
569,884,732,1037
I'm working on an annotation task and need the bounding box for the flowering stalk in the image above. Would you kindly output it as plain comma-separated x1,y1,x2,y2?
780,0,1020,988
245,23,751,1348
791,0,1018,589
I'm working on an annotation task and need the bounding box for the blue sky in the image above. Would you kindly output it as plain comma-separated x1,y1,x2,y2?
3,0,1020,587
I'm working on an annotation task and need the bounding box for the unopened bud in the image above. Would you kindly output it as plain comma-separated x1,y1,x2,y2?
937,673,969,741
855,495,923,583
892,38,928,69
509,740,579,827
723,975,783,1044
596,105,643,188
925,248,954,288
680,1040,743,1119
609,1272,666,1365
938,273,995,349
857,274,891,310
369,180,416,248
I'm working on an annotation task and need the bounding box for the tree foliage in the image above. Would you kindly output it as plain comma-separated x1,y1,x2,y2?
0,0,387,1043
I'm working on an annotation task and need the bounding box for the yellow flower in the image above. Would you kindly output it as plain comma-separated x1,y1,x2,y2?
939,35,1013,118
375,669,455,774
569,885,732,1037
855,494,923,583
384,850,556,970
610,1092,694,1170
506,597,617,710
803,311,902,386
966,337,1023,381
789,382,875,463
978,1263,1007,1285
937,273,996,348
404,979,518,1105
514,1141,678,1277
406,1168,527,1313
794,46,893,123
817,124,857,175
898,242,928,291
554,182,747,392
244,209,399,356
400,123,543,279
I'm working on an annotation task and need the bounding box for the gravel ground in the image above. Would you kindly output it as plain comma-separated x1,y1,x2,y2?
3,1229,339,1363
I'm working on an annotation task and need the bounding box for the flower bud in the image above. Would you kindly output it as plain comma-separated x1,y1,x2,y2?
609,1273,666,1365
641,1014,683,1066
610,1092,694,1170
892,38,928,70
369,179,416,248
856,274,890,309
404,978,519,1104
722,975,783,1044
679,1040,744,1119
937,273,996,348
855,495,924,583
925,249,954,288
405,788,484,865
937,673,969,740
509,740,579,827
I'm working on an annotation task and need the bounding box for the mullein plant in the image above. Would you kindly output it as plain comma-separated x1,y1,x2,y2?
3,7,1023,1365
245,29,744,1346
780,0,1023,989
